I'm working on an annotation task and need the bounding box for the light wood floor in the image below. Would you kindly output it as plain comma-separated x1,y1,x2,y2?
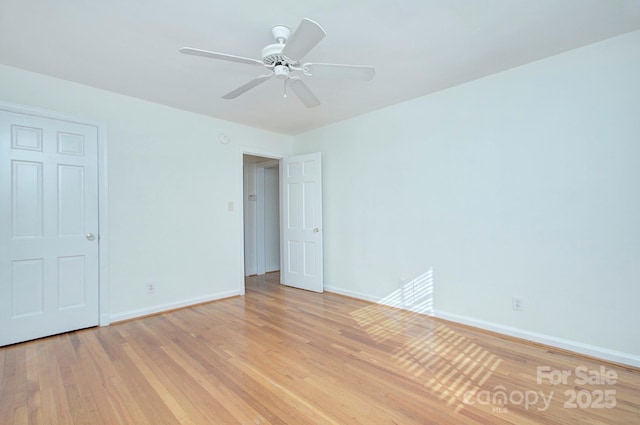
1,273,639,424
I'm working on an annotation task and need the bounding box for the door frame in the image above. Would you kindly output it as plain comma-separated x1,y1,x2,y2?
0,100,110,326
238,147,283,295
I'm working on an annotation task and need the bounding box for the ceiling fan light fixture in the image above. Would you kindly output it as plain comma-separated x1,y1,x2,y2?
274,64,290,80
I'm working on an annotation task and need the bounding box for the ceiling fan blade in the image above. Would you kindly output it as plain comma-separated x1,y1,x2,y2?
304,63,375,81
282,18,326,60
222,75,272,99
179,47,263,66
288,77,320,108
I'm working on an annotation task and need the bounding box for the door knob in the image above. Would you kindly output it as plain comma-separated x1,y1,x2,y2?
313,228,319,233
86,233,96,241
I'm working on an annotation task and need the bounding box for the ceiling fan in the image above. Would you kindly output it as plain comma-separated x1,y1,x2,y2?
179,18,375,108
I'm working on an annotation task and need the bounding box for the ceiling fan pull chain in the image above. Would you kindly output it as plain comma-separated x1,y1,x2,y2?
283,80,288,98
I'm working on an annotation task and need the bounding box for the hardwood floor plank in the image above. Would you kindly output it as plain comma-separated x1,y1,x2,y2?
84,331,149,425
1,273,639,424
10,345,28,425
96,329,179,425
161,343,268,425
168,325,300,425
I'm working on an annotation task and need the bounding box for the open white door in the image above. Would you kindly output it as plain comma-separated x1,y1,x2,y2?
281,153,323,292
0,110,100,346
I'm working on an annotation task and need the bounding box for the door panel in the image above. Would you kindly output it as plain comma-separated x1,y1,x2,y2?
11,258,44,317
0,111,99,346
281,153,323,292
58,165,86,236
12,160,44,238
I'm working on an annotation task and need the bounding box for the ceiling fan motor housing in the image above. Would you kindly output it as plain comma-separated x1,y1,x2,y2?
261,43,296,67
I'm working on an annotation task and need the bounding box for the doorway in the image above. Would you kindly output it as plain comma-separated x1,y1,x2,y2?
243,154,280,277
239,150,324,294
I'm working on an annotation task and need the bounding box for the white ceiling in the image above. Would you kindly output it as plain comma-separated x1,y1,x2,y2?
2,1,640,135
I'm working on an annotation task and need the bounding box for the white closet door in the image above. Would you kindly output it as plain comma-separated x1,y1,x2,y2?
0,111,99,346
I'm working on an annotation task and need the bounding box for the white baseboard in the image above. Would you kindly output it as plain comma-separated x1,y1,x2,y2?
325,285,434,315
324,285,379,303
324,285,640,368
434,310,640,368
110,289,241,323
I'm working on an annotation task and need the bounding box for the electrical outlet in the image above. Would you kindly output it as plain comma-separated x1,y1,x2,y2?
146,282,156,294
512,296,524,311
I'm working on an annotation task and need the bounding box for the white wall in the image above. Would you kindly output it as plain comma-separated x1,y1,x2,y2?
0,64,292,321
293,30,640,364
